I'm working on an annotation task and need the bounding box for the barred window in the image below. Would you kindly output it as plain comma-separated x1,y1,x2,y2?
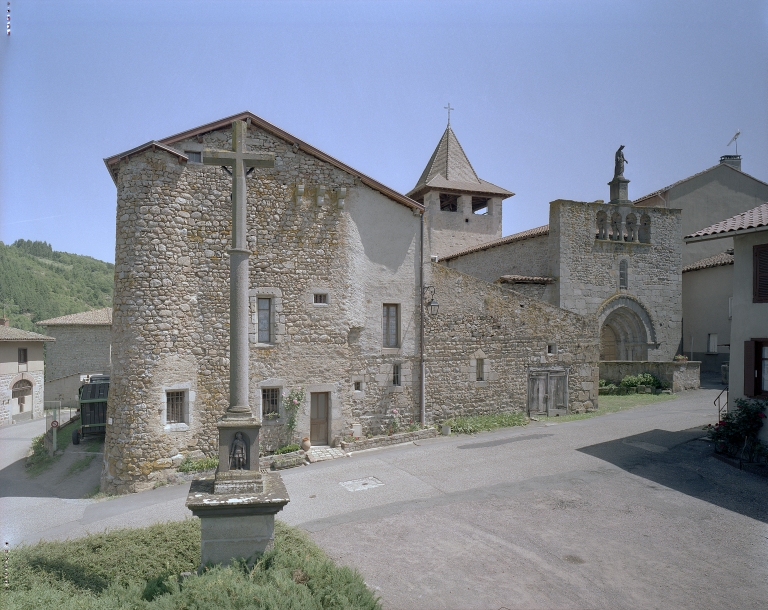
258,298,272,343
476,358,485,381
18,348,27,364
185,151,202,163
619,260,628,289
262,388,280,417
392,363,401,386
314,293,328,304
383,304,399,348
166,391,185,424
354,381,362,392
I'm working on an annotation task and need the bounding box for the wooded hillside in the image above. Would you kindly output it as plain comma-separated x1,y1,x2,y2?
0,240,114,334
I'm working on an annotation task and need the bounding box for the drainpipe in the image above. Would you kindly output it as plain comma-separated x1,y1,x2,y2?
419,211,426,425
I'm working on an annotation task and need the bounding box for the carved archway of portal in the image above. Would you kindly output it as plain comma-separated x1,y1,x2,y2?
597,296,657,361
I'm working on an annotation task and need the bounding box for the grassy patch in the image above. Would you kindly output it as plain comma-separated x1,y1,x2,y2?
66,454,97,477
177,455,219,472
3,520,380,609
25,420,79,477
444,411,528,435
274,443,301,455
538,392,677,423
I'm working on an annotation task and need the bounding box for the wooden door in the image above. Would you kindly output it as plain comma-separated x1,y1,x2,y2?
310,392,329,445
527,373,548,416
547,372,568,416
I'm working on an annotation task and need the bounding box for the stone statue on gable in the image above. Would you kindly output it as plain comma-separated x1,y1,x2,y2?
614,145,628,178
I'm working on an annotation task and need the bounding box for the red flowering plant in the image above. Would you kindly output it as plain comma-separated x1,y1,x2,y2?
706,398,767,462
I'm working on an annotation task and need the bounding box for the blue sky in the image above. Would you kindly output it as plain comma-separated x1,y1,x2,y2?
1,0,766,263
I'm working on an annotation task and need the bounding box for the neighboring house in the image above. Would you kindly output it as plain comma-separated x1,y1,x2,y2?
635,155,768,365
0,318,55,425
38,308,113,409
685,203,768,442
100,112,600,494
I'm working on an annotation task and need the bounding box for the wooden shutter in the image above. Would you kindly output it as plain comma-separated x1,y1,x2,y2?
744,340,757,397
754,244,768,303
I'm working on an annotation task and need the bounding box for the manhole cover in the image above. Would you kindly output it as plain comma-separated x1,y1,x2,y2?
339,476,383,492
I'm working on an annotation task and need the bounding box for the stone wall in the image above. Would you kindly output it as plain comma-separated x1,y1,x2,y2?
425,265,600,420
445,233,550,284
599,361,701,392
0,370,45,422
424,191,503,259
104,122,423,493
550,200,682,361
43,326,111,382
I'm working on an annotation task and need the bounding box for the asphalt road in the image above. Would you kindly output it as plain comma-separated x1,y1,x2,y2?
2,389,766,609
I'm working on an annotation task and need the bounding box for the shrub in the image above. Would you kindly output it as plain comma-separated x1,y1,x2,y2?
706,398,767,462
274,443,300,455
443,412,527,434
177,455,219,472
619,373,661,389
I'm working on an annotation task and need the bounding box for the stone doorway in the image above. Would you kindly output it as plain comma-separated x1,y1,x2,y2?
12,379,33,422
600,306,649,361
310,392,329,445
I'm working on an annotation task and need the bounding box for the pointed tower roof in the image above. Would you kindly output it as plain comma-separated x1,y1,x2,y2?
408,125,513,200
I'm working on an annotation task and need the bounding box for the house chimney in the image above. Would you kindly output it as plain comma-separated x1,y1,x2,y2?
0,318,9,327
720,155,741,171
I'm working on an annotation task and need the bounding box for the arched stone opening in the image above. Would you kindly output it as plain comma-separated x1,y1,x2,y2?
600,307,649,361
12,379,33,416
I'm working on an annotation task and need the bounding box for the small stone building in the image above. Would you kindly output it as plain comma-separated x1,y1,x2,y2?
101,112,599,493
0,319,55,425
39,308,112,408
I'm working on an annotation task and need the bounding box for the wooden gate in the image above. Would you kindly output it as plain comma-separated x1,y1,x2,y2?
527,369,568,416
310,392,329,445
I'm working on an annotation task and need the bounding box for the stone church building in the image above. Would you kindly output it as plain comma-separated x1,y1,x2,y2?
101,111,678,494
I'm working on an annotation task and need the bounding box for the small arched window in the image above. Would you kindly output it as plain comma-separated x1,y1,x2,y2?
611,212,623,241
619,260,628,289
625,213,638,242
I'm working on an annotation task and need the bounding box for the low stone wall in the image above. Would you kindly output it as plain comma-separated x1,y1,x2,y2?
340,427,437,452
600,361,700,393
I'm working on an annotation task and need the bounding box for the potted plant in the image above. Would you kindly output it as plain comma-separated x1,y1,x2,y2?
301,436,311,452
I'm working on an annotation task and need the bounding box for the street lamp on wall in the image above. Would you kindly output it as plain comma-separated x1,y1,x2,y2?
423,286,439,316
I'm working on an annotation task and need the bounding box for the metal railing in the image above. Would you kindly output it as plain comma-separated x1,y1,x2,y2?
714,386,728,422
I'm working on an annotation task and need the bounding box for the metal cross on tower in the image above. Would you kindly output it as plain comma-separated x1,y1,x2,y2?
203,121,275,414
444,103,454,126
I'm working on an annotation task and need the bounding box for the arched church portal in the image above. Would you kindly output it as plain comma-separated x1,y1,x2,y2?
599,306,649,361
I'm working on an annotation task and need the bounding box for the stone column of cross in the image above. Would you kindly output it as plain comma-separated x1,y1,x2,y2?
203,120,275,415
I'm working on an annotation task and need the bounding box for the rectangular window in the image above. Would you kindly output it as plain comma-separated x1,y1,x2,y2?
258,298,271,343
313,293,327,304
18,348,27,364
754,244,768,303
744,340,768,397
262,388,280,417
472,196,489,215
392,364,401,386
382,304,399,348
439,193,458,212
547,343,557,355
354,381,362,392
707,334,718,354
185,151,202,163
166,391,185,424
476,358,485,381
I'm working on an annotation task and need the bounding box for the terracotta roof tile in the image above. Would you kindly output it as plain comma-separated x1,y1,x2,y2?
685,203,768,240
440,224,549,261
0,326,55,342
38,308,113,326
682,251,734,273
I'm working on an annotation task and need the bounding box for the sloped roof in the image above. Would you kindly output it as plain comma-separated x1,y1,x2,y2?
38,308,112,326
0,326,55,342
408,125,513,199
104,111,423,213
497,275,554,284
440,224,550,262
634,162,768,205
685,203,768,242
682,251,734,273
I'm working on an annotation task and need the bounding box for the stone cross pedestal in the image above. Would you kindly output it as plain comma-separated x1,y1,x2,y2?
185,120,289,569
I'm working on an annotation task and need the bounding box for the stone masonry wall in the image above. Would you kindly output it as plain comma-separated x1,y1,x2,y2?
44,326,111,381
104,123,422,493
425,265,600,420
445,233,551,284
550,200,682,361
